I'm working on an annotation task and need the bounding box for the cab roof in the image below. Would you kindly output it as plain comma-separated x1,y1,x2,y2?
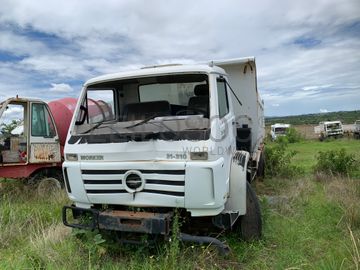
271,123,291,128
322,121,342,124
85,64,226,87
1,96,43,105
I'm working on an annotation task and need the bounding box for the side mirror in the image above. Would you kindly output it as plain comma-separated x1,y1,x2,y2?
75,105,88,125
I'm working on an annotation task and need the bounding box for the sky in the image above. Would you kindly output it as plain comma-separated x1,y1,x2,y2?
0,0,359,116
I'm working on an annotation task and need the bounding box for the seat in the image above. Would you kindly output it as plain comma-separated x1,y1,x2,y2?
123,100,171,121
187,84,209,118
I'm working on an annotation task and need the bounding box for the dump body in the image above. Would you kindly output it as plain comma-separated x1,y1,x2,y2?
213,58,265,157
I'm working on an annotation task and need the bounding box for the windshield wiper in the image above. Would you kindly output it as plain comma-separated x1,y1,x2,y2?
81,120,115,134
125,113,161,129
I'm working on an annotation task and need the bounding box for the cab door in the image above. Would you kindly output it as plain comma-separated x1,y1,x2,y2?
29,102,61,163
215,76,236,175
0,100,28,165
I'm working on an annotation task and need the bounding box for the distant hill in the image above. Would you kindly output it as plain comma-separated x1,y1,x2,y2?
265,110,360,126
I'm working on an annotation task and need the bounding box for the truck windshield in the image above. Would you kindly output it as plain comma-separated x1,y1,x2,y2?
73,74,210,140
326,123,341,130
275,127,287,134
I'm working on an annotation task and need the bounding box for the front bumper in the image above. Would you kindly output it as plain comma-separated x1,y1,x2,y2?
63,205,172,235
326,130,343,136
62,205,230,254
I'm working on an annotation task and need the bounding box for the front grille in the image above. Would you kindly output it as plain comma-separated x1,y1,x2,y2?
82,169,185,197
83,180,122,184
82,169,185,175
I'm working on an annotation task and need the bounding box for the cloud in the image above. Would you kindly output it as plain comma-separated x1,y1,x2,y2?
3,105,23,116
1,104,24,124
0,29,48,57
294,37,322,48
302,84,333,91
320,109,329,113
0,0,359,116
50,83,73,92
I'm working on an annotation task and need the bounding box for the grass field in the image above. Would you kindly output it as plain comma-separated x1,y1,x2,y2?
287,138,360,176
0,139,360,269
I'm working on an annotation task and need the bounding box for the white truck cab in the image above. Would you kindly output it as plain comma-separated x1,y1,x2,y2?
315,120,344,141
62,57,265,250
270,123,290,141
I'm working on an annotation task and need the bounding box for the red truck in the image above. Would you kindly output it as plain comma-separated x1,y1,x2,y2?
0,96,77,191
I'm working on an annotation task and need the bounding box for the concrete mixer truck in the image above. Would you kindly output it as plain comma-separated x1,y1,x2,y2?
0,96,77,191
0,96,113,191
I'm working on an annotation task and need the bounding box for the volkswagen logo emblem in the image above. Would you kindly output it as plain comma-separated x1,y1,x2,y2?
123,170,145,193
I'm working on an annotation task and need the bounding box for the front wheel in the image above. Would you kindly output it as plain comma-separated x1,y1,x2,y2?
37,177,62,195
238,182,262,240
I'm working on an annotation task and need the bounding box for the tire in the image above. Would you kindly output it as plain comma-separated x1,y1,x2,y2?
239,182,262,241
37,177,62,195
27,169,64,188
257,151,265,179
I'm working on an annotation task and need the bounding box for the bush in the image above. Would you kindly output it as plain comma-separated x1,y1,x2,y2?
314,148,357,176
285,127,302,143
265,142,303,178
275,135,289,145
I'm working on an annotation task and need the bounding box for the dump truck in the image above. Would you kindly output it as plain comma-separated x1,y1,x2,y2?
314,121,344,141
270,123,290,141
62,57,265,251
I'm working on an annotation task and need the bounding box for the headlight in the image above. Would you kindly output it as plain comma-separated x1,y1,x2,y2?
190,152,208,160
66,153,78,161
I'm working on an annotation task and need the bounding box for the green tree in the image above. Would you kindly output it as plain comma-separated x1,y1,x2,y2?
0,119,22,135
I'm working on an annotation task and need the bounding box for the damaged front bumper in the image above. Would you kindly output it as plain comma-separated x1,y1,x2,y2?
62,205,172,235
62,205,230,254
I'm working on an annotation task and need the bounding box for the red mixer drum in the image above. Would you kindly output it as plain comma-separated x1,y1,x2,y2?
48,98,77,146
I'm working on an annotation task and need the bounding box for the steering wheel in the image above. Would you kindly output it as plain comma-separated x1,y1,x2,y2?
175,108,207,116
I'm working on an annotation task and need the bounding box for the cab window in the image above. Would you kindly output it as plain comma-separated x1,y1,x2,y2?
31,103,56,137
216,79,229,118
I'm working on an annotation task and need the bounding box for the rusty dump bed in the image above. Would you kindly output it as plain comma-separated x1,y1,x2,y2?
62,206,172,235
